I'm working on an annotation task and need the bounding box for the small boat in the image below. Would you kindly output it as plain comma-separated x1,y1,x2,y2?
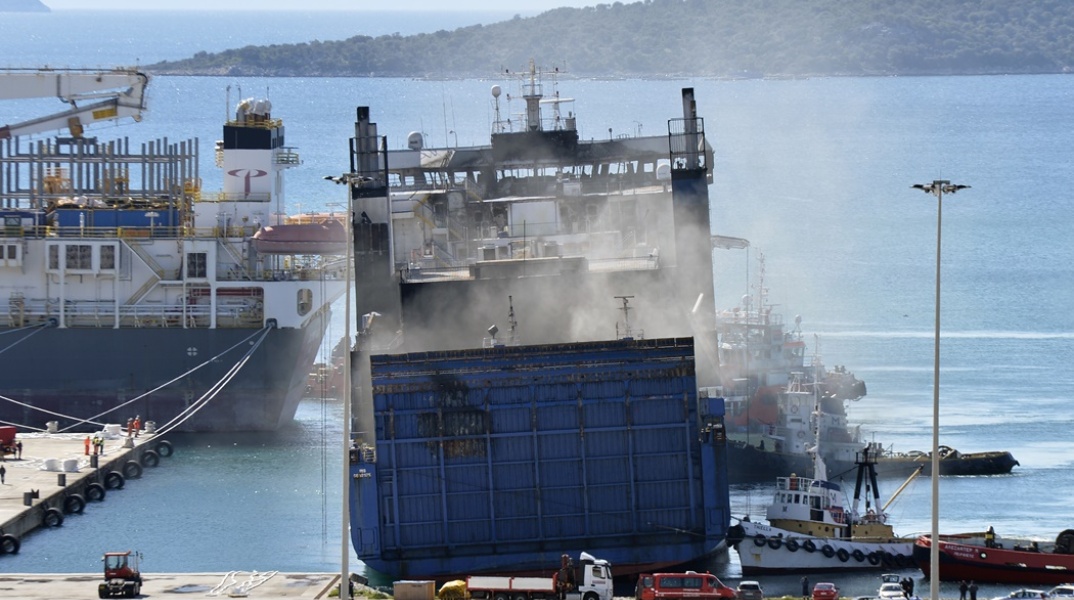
725,373,922,574
913,529,1074,585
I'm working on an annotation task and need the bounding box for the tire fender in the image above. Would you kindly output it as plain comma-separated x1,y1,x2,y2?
86,482,106,502
63,494,86,515
123,460,143,479
753,533,767,547
836,548,850,562
105,471,125,490
155,440,174,457
140,449,160,468
43,506,64,527
821,544,835,558
0,533,20,554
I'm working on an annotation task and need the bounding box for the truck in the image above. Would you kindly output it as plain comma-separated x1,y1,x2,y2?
463,553,613,600
0,426,16,458
99,550,143,598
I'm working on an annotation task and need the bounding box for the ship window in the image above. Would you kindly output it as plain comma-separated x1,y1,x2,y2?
297,288,312,315
187,253,207,278
66,244,92,270
5,244,17,259
100,245,116,270
48,245,58,269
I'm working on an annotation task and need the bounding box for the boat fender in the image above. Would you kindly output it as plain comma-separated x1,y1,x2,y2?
836,548,850,562
785,538,800,552
155,440,174,457
140,449,160,468
868,551,882,566
43,506,64,528
881,551,895,566
63,493,86,515
821,544,835,558
105,471,125,490
122,460,143,480
767,536,783,550
1055,529,1074,554
753,534,767,547
851,549,865,562
726,524,746,548
85,482,106,501
802,540,817,553
0,533,19,555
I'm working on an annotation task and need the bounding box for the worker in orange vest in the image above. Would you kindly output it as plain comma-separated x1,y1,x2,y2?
132,416,141,437
84,436,91,456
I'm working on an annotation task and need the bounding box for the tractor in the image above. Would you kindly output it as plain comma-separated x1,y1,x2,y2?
99,550,143,598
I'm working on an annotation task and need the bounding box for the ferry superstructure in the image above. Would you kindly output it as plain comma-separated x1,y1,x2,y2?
337,64,731,579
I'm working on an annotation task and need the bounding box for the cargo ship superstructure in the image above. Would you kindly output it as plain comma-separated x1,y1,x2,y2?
0,72,345,432
336,64,730,579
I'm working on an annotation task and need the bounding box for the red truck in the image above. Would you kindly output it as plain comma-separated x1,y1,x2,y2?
0,426,16,458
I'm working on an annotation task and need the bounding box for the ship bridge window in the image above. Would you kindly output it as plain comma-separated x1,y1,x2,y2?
65,244,92,270
298,288,312,315
100,244,116,271
187,253,207,278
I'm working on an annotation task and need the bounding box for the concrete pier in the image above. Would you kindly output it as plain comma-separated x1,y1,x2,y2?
0,572,343,599
0,428,172,553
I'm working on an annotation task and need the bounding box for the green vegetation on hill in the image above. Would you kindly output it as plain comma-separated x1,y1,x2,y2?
147,0,1074,78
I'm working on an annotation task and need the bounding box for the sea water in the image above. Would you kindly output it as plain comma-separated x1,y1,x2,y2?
1,9,1073,598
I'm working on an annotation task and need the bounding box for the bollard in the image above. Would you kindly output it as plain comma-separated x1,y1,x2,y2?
46,420,58,433
123,437,135,449
90,454,98,468
23,492,32,506
57,473,66,487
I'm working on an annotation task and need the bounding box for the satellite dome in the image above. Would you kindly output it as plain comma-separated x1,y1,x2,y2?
491,85,502,98
407,131,424,150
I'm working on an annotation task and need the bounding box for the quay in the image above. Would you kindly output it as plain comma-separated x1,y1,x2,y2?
0,426,173,554
0,572,342,599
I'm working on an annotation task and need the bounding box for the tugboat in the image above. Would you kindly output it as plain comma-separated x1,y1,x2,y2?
726,368,921,573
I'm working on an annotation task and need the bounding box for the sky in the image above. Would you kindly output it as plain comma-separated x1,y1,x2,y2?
44,0,598,10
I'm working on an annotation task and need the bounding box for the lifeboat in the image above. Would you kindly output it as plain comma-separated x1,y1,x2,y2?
251,219,347,255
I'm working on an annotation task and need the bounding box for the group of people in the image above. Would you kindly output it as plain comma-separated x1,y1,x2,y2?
899,577,915,598
126,416,142,437
85,435,107,456
1,440,22,460
959,580,979,600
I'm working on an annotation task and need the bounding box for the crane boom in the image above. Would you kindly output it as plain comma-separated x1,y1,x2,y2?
0,67,148,139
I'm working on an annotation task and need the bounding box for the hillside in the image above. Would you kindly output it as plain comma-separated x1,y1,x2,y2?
147,0,1074,78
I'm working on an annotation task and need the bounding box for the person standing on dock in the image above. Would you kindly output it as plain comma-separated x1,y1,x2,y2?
959,581,968,600
0,464,5,484
801,576,809,599
969,581,978,600
16,440,21,459
85,436,91,456
133,416,141,437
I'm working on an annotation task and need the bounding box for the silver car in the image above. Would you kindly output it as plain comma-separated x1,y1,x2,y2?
737,581,764,600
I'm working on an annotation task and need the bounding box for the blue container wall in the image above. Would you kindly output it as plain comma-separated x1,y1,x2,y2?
367,338,709,556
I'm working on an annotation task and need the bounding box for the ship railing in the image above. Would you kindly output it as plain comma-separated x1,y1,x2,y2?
199,192,272,203
274,148,300,165
7,300,265,329
776,475,818,493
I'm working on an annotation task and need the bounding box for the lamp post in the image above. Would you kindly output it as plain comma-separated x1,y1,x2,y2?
911,179,969,600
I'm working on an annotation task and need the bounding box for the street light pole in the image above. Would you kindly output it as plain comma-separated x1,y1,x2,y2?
911,179,969,600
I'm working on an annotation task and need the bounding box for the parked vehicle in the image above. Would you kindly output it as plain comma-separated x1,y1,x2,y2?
465,552,613,600
991,590,1046,600
736,581,764,600
878,583,905,600
636,572,735,600
1048,586,1074,598
813,583,839,600
98,551,142,598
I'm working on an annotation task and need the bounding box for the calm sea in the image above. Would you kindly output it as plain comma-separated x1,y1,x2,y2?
2,9,1072,598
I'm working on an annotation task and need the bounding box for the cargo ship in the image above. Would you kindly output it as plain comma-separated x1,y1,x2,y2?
0,69,346,432
339,64,731,579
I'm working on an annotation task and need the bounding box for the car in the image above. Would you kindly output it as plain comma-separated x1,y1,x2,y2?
1048,586,1074,599
736,581,764,600
879,583,905,600
813,583,839,600
991,590,1046,600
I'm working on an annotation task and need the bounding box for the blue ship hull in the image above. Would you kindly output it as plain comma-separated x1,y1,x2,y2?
349,337,730,579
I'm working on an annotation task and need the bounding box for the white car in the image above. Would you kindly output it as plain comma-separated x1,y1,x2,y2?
1048,586,1074,599
879,583,905,600
991,590,1045,600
